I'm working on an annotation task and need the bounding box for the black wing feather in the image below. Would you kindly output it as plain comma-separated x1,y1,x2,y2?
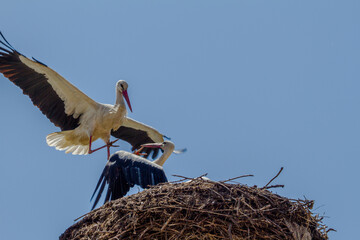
0,35,80,131
111,171,128,201
91,152,168,210
0,31,15,50
111,127,160,159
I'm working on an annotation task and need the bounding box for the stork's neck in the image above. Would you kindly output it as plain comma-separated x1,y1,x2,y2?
153,147,174,166
115,90,125,107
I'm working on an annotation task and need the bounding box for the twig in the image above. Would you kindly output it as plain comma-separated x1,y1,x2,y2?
74,211,91,222
263,184,284,189
171,173,208,183
227,223,234,240
263,167,284,188
220,174,254,183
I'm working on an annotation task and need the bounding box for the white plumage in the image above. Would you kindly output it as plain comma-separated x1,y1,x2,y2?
0,32,165,159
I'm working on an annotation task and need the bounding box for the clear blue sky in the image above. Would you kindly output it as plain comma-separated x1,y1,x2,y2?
0,1,358,239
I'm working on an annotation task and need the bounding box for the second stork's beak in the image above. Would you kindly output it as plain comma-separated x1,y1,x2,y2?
141,143,163,149
122,90,133,112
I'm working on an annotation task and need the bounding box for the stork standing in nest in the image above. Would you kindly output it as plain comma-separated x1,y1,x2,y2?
0,32,165,159
91,141,185,209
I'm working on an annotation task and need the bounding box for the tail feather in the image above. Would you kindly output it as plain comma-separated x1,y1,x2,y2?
46,131,89,155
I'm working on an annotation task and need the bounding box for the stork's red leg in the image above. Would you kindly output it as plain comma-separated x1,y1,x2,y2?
88,137,120,159
133,146,147,156
88,136,108,154
88,136,94,154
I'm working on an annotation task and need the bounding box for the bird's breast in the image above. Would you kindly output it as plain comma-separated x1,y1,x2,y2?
92,105,126,138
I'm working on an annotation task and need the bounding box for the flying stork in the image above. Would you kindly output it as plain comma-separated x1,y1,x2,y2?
91,141,184,209
0,32,164,159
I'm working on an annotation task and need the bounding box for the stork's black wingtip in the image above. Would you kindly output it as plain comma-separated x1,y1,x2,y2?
91,204,96,211
173,148,187,154
90,187,99,202
163,135,171,140
90,193,95,202
0,31,15,51
32,56,48,66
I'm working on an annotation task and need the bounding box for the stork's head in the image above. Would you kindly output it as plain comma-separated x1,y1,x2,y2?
161,141,175,152
117,80,132,112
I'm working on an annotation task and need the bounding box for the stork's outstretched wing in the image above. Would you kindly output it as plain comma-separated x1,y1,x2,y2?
91,151,168,210
0,33,99,131
111,117,165,158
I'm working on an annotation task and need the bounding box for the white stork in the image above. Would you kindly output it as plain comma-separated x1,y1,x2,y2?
91,141,184,209
0,32,165,159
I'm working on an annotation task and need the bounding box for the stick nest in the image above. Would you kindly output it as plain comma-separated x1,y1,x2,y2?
60,177,329,240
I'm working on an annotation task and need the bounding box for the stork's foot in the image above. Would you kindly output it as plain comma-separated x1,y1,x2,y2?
135,152,148,156
108,139,119,148
88,139,120,155
133,146,147,156
107,139,121,160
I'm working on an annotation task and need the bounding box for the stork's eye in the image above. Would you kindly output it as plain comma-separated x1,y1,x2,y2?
120,84,123,90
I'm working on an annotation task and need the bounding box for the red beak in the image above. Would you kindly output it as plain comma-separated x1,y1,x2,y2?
141,143,163,148
122,90,132,112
